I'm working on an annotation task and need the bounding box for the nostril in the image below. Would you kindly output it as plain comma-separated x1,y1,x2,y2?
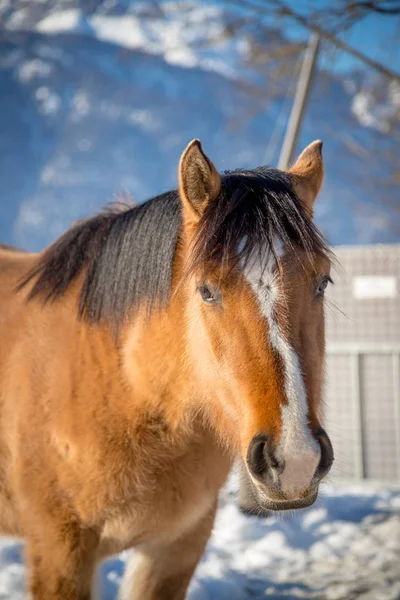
247,435,267,479
315,428,334,478
247,434,283,481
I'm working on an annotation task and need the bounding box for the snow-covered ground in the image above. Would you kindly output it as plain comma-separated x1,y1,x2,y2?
0,476,398,600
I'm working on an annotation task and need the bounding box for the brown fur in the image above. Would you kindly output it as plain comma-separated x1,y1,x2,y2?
0,141,331,599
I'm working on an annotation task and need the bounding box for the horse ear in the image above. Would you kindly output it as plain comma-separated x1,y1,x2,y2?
288,140,324,217
179,139,221,221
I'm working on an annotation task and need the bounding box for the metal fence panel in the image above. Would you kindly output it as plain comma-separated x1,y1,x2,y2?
325,244,400,482
361,354,397,479
324,354,360,480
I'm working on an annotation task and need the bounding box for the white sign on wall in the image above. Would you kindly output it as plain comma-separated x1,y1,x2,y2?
353,276,397,299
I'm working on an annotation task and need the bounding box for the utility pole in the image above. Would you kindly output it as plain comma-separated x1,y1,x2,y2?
278,33,320,170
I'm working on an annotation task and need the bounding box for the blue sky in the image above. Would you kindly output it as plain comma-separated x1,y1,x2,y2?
343,8,400,66
268,1,400,76
219,0,400,77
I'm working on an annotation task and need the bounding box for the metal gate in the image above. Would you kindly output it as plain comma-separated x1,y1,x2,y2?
324,245,400,482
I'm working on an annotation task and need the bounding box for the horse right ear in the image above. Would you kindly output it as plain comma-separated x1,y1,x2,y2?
288,140,324,218
179,140,221,222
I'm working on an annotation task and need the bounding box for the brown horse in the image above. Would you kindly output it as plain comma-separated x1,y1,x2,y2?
0,139,334,599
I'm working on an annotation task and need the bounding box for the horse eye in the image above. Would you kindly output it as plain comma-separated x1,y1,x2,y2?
199,284,218,304
315,275,332,298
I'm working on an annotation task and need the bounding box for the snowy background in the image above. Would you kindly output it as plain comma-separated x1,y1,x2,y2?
0,475,399,600
1,0,400,250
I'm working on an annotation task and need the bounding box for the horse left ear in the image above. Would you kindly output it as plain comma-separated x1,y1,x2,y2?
179,139,221,222
288,140,324,218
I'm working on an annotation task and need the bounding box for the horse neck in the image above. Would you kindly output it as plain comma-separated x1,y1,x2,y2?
120,314,190,424
88,236,234,453
116,243,197,433
121,237,238,454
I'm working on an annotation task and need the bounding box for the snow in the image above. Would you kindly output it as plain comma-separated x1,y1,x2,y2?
5,2,243,79
34,86,61,116
17,59,52,83
186,479,400,600
351,80,400,134
0,476,398,599
35,9,83,34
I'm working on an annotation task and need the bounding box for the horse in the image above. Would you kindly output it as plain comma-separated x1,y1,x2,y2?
0,139,334,599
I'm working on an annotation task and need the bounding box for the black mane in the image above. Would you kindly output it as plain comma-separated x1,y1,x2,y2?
20,193,182,327
20,167,329,329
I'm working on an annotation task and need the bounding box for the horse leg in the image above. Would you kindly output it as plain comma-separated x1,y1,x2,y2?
118,503,217,600
24,513,99,600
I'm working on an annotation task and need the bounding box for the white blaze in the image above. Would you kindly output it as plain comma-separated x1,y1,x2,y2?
243,241,320,497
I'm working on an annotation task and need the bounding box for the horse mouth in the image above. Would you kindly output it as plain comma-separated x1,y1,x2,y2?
260,490,318,512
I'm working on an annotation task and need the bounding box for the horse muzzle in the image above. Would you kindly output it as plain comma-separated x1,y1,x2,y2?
244,429,334,511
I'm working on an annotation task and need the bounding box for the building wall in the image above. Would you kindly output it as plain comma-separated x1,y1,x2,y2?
324,244,400,481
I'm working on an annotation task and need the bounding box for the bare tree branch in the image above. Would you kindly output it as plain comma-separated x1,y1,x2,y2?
346,1,400,14
226,0,400,83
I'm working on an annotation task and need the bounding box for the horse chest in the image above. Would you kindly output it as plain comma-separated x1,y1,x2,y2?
98,444,230,557
100,482,213,555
